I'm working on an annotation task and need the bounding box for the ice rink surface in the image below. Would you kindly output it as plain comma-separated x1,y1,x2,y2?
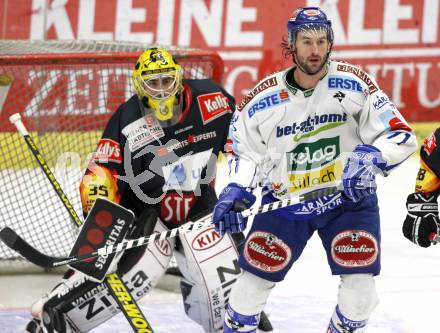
1,157,439,333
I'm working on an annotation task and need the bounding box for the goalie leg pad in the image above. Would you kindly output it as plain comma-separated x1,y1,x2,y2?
28,218,173,333
27,272,94,333
175,224,242,332
30,271,89,321
328,273,379,332
66,218,173,332
25,317,77,333
118,206,162,275
41,302,75,333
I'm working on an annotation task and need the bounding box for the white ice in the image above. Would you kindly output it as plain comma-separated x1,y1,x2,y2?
0,157,438,333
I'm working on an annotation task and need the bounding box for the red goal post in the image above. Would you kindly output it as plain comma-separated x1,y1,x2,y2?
0,40,224,273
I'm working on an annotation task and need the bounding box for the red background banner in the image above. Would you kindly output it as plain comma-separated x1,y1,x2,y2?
1,0,439,122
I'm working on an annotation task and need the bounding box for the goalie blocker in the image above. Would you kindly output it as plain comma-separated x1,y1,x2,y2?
27,207,269,333
68,198,135,281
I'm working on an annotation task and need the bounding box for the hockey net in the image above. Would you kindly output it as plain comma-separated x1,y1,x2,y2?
0,40,224,273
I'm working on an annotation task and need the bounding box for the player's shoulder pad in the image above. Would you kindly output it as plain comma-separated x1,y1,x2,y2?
236,72,281,112
184,78,233,98
114,95,143,121
420,128,440,177
185,79,235,123
331,60,380,95
101,95,142,140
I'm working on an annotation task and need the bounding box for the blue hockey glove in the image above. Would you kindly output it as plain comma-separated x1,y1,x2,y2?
212,183,256,236
342,144,387,202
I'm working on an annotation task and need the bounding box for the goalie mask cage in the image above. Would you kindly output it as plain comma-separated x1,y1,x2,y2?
0,40,224,273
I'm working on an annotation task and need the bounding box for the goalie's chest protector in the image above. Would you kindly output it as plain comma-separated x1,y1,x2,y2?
119,79,233,223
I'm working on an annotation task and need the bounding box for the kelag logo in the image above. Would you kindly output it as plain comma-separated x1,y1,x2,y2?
287,137,340,172
248,89,289,118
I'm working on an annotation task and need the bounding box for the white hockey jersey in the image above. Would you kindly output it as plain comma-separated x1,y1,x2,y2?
228,60,417,200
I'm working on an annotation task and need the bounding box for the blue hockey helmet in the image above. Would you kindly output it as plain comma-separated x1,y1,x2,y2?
287,7,333,44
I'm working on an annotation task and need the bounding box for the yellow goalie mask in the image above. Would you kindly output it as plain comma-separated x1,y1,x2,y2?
132,48,183,123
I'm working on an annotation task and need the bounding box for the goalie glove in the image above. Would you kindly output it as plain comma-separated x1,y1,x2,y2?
402,192,440,248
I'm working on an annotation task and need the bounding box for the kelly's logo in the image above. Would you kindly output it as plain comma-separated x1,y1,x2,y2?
197,92,232,124
92,138,122,163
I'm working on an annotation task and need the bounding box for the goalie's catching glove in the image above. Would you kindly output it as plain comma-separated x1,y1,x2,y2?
212,183,256,236
402,192,439,248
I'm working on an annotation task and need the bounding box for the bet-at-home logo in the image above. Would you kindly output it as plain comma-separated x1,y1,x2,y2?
287,137,340,172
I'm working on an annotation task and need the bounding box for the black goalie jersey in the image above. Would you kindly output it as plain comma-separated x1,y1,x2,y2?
415,128,440,196
80,79,234,226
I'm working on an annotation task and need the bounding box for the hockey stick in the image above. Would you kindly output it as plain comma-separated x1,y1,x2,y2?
8,113,155,333
0,186,340,268
9,113,83,227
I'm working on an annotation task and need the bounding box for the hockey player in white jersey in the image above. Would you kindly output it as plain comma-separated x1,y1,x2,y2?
212,6,417,333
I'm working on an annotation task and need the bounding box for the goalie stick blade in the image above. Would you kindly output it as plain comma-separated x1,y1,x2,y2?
0,227,59,268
